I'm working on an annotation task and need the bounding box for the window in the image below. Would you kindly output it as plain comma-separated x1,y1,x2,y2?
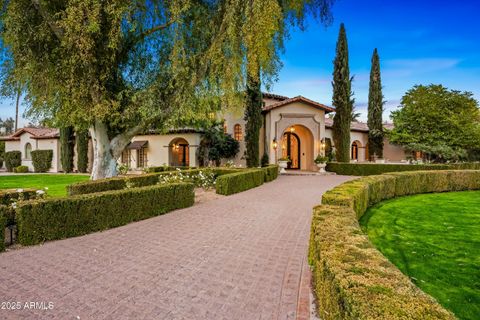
234,124,243,141
137,148,147,168
121,149,131,166
24,143,32,160
223,121,227,134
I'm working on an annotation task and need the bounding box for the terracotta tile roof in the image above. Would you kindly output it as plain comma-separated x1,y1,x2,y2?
324,118,395,132
262,92,290,101
0,127,60,141
262,95,335,113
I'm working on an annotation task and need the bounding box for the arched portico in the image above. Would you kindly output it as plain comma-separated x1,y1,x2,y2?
169,137,190,167
280,124,315,171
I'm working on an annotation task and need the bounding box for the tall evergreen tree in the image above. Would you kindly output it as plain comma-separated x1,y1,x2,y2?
244,72,263,167
76,130,89,173
367,48,384,159
60,126,75,172
332,23,354,162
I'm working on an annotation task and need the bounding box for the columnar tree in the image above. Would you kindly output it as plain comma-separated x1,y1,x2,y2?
244,72,263,167
76,130,89,173
367,48,384,160
60,126,75,173
1,0,334,179
332,23,354,162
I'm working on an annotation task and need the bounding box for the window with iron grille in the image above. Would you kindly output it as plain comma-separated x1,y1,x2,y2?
234,124,242,141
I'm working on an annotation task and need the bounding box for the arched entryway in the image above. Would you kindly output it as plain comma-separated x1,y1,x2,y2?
169,138,190,167
351,140,362,161
280,125,315,171
282,132,301,169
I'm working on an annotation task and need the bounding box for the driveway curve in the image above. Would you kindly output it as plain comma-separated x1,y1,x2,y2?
0,175,353,320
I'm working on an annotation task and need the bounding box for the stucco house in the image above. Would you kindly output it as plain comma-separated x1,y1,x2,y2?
1,93,407,172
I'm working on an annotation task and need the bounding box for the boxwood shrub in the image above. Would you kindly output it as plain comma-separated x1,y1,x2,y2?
14,165,29,173
309,170,480,319
262,165,279,182
326,162,480,176
5,151,21,172
17,183,194,246
215,169,265,195
67,177,126,196
31,149,53,173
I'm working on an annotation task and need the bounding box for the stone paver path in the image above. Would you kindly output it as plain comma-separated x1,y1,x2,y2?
0,175,353,320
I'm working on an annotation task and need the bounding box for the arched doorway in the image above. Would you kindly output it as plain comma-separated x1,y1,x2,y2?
282,131,301,169
351,141,361,161
169,138,190,167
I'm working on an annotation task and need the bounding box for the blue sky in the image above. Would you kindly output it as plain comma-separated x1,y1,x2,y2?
1,0,479,125
271,0,480,121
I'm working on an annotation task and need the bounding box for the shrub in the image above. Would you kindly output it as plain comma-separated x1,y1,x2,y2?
0,157,3,169
76,130,89,173
262,165,279,182
325,162,480,176
216,169,264,195
67,177,126,196
14,165,29,173
309,205,455,320
309,170,480,319
31,149,53,173
60,126,75,173
5,151,21,172
17,183,194,246
261,154,269,167
0,189,37,206
0,206,6,252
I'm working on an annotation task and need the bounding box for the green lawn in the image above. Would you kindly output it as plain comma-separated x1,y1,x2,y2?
360,191,480,320
0,174,89,197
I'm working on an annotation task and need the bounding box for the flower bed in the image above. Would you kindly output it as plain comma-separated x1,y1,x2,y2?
309,170,480,319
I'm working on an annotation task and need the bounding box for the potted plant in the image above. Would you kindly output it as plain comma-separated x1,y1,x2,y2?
278,156,291,174
314,154,328,173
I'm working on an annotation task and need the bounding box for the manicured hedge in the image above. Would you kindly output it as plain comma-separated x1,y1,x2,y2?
216,169,265,195
0,189,37,206
326,162,480,176
262,165,279,182
67,177,126,196
17,183,194,246
144,166,192,173
5,151,21,172
31,149,53,173
309,170,480,319
0,205,8,252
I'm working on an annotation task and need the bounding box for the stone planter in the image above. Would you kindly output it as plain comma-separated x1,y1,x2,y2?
278,161,289,174
316,162,327,173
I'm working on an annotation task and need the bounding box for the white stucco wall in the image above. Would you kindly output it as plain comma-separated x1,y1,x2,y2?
383,137,407,162
4,134,59,172
130,133,202,168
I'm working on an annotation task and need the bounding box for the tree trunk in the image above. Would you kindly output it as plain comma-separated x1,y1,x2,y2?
89,120,144,180
89,121,118,180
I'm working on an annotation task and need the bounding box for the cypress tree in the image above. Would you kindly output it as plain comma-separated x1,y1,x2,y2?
76,130,89,173
60,126,75,173
244,72,263,167
367,48,384,159
332,23,354,163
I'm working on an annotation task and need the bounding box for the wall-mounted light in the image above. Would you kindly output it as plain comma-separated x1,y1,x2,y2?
290,126,295,133
272,138,278,149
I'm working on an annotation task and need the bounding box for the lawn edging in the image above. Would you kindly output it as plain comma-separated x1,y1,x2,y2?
17,183,194,246
326,162,480,176
309,170,480,319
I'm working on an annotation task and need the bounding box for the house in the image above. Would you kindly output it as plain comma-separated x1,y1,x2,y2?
1,93,407,172
1,127,93,172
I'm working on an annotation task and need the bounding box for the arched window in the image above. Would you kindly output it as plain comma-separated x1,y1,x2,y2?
24,143,32,160
234,124,243,141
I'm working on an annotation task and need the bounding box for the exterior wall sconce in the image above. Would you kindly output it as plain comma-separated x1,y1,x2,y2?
290,126,295,133
272,138,278,149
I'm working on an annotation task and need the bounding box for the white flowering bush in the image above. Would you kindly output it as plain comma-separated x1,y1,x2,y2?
158,168,216,190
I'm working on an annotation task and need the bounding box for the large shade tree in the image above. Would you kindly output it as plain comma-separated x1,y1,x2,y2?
0,0,335,179
389,84,480,162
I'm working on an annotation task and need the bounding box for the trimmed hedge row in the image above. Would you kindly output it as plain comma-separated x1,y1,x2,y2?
0,189,37,206
309,170,480,319
216,169,265,195
262,165,279,182
144,166,192,173
0,205,7,252
17,183,194,246
67,168,244,196
326,162,480,176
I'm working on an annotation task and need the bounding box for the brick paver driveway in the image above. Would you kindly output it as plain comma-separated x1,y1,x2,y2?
0,175,353,320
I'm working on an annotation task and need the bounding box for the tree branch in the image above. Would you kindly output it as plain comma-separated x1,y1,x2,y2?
31,0,64,40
